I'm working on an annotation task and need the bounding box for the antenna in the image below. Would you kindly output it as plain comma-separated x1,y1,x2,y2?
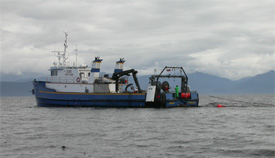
63,31,69,66
75,44,78,67
52,34,56,66
51,32,70,67
54,35,55,60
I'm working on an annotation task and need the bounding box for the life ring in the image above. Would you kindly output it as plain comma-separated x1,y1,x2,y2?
76,77,81,82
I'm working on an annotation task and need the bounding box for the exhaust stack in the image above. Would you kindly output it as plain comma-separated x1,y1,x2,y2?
114,58,125,73
88,57,103,83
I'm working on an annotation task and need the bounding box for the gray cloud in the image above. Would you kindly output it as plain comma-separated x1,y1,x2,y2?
1,0,274,80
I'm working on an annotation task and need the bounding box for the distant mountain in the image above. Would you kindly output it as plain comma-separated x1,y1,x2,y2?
188,72,233,94
0,81,33,96
0,72,46,82
233,76,253,84
232,70,274,94
0,70,274,96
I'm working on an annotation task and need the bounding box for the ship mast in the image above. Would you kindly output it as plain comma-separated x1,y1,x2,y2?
52,32,69,67
62,32,69,67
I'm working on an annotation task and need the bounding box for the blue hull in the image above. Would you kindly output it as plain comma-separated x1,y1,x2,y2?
35,93,146,107
33,81,199,108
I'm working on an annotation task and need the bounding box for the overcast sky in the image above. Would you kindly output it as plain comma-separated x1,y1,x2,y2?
1,0,274,80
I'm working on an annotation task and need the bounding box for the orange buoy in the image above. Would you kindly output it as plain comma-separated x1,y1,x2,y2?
217,104,225,108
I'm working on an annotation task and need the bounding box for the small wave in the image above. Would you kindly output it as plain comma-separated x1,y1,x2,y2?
249,149,275,157
219,149,275,157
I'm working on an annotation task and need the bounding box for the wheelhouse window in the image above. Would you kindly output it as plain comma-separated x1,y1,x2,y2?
51,70,58,76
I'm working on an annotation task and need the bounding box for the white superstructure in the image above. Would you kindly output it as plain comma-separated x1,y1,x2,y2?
45,33,117,93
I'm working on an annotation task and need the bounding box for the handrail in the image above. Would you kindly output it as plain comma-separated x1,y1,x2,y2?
46,77,89,83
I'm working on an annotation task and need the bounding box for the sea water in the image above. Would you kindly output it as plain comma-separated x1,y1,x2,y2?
0,95,274,158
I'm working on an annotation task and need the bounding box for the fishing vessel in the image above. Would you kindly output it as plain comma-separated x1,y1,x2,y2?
32,33,199,107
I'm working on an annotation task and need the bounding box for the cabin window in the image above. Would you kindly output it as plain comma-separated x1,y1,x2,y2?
51,70,57,76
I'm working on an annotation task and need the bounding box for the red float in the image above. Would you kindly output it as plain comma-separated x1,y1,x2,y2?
181,93,191,98
217,104,226,108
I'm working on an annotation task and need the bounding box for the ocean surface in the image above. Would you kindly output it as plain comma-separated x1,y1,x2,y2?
0,95,274,158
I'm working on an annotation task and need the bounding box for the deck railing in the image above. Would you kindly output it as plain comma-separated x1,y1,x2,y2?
45,77,89,84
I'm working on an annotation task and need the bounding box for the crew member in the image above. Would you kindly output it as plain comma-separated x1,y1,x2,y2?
175,85,179,98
